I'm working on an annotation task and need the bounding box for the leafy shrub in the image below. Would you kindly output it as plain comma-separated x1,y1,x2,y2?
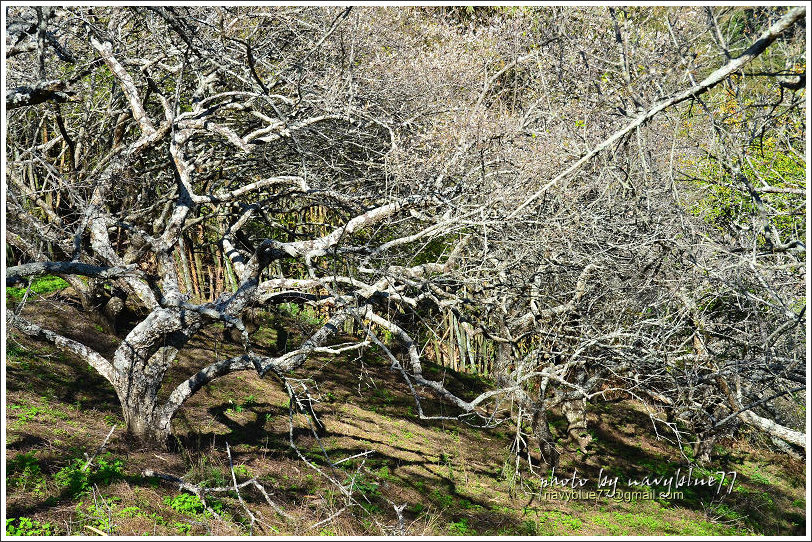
279,302,325,326
97,455,126,484
684,136,805,242
164,493,223,518
54,460,90,495
54,454,125,496
233,464,251,478
279,302,301,317
6,517,54,536
352,475,380,498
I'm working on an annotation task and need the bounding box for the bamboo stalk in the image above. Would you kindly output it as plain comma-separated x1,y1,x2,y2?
224,254,238,292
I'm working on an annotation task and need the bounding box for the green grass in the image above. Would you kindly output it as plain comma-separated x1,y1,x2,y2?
7,275,69,300
585,509,747,536
7,452,48,496
528,510,583,535
5,308,806,536
447,517,476,535
9,400,71,428
749,468,773,486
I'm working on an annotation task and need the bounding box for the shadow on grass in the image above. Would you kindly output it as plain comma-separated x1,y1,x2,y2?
6,305,806,536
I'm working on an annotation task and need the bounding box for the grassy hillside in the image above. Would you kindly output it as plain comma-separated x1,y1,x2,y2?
5,290,807,536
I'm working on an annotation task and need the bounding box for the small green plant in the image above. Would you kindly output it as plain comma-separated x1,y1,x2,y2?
534,510,583,534
6,517,54,536
681,444,695,460
458,498,483,511
9,403,43,426
431,488,454,508
76,496,119,534
6,342,29,360
8,452,47,495
299,306,325,326
279,302,301,317
173,493,224,518
373,388,395,404
55,460,91,495
279,302,325,326
227,393,259,414
380,328,394,344
164,493,206,515
115,506,164,526
517,519,538,535
54,454,125,496
96,455,126,485
447,517,476,535
233,464,251,478
173,521,192,534
749,468,772,486
352,475,380,498
116,506,142,519
375,465,393,481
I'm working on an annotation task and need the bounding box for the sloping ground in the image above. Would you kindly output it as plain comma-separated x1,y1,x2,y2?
5,292,807,536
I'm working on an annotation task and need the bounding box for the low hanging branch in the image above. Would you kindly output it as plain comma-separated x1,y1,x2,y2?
6,79,75,109
6,261,139,286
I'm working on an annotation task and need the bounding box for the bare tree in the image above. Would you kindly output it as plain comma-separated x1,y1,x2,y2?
5,5,806,465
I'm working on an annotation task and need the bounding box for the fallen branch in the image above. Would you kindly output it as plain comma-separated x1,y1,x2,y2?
83,525,107,536
226,442,258,534
83,425,116,472
142,466,292,523
6,261,139,286
141,469,222,520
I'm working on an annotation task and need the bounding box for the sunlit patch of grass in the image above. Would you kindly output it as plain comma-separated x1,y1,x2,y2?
7,275,70,300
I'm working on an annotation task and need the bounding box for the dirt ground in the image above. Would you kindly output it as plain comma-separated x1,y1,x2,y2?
5,291,807,536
